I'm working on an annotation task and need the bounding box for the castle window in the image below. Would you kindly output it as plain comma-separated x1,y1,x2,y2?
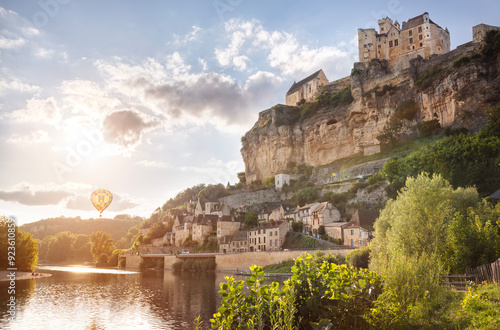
419,27,422,33
389,40,393,47
363,44,367,48
409,30,413,36
378,45,381,49
394,39,398,46
419,34,423,41
409,37,413,44
381,27,384,31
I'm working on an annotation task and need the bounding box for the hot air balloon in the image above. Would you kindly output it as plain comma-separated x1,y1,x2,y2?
90,189,113,217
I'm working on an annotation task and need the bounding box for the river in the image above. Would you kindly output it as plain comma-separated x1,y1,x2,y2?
0,266,245,329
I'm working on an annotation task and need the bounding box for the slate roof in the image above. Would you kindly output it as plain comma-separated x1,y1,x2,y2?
401,12,443,31
489,189,500,199
345,209,380,231
286,69,323,95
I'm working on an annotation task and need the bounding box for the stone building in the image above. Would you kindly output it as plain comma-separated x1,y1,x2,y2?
310,202,341,235
358,12,450,68
275,173,290,190
219,231,249,253
285,69,328,106
343,209,380,248
217,216,241,242
247,221,289,252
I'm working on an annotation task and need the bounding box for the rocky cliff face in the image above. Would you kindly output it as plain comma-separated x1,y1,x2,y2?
241,41,500,182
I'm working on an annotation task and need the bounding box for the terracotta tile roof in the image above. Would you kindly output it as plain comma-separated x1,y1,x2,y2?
345,209,380,231
286,69,324,95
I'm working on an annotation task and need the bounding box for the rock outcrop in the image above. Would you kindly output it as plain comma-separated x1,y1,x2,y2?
241,41,500,183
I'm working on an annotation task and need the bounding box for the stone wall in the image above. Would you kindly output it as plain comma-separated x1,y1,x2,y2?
124,255,142,269
219,188,281,210
164,256,177,269
312,158,389,184
215,249,353,271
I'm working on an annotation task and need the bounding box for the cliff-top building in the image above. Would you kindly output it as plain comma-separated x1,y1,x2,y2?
358,12,450,68
285,69,328,106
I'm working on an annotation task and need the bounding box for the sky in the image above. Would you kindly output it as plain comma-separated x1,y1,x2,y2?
0,0,498,225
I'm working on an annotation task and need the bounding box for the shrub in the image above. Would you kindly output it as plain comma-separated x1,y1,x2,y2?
346,246,370,268
262,176,275,187
96,253,109,267
418,119,441,137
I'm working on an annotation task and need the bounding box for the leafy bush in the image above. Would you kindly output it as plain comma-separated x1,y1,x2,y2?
262,176,275,187
444,126,469,136
96,253,109,267
418,119,441,137
293,187,318,206
273,104,301,127
415,66,446,90
481,29,500,61
346,246,370,268
209,254,382,329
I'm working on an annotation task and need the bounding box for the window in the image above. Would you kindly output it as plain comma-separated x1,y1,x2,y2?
270,240,272,247
409,37,413,44
350,239,354,247
394,39,398,46
275,230,278,236
420,43,423,47
360,240,363,246
270,231,273,236
419,26,422,33
409,30,413,36
389,40,393,47
350,230,354,235
360,231,362,237
363,44,367,48
275,239,278,246
378,44,381,49
381,27,384,31
419,34,423,41
264,237,266,243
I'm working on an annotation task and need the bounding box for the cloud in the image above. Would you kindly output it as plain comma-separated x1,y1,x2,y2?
0,78,40,95
66,193,138,212
0,185,72,206
215,18,357,78
102,110,160,148
136,160,169,168
173,25,203,45
7,130,50,145
34,47,55,58
0,35,26,49
6,97,61,125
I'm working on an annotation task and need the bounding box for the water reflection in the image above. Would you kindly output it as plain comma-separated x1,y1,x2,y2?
0,268,286,329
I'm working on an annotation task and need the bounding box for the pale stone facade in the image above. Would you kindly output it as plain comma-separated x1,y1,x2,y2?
275,173,290,190
247,221,289,252
342,209,379,248
217,217,241,242
310,202,341,235
473,24,500,43
296,202,320,233
324,222,348,241
285,69,328,106
358,12,450,68
219,231,248,253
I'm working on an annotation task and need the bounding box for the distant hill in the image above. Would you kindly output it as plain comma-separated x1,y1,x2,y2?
20,217,142,241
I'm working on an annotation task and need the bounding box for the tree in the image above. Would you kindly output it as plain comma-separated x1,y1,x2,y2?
243,211,258,229
443,208,500,273
72,234,92,263
47,231,75,263
294,187,318,206
0,216,38,272
146,223,168,240
237,172,246,185
90,231,114,261
198,184,231,200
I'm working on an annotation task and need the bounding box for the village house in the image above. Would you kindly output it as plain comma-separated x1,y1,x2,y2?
217,215,241,242
194,198,230,217
219,231,249,253
172,214,195,246
285,69,329,106
191,214,218,243
358,12,450,68
310,202,341,235
258,204,280,222
296,202,320,233
234,204,248,219
268,204,295,221
343,209,380,248
247,221,289,252
324,222,348,242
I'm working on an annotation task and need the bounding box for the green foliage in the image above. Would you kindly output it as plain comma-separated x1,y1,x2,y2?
262,175,275,187
243,211,258,229
293,187,318,206
442,208,500,273
481,105,500,138
460,283,500,328
198,183,231,200
376,115,405,146
262,259,295,273
318,225,325,236
108,249,127,267
444,126,469,136
291,221,303,233
273,104,301,127
0,217,39,272
161,183,206,211
237,172,246,185
316,85,354,109
379,131,500,198
283,232,317,249
90,231,115,261
481,29,500,61
145,223,168,240
139,257,163,270
299,101,320,122
418,119,441,137
210,254,381,329
394,99,419,121
346,246,370,269
415,66,446,90
96,253,109,267
192,237,219,253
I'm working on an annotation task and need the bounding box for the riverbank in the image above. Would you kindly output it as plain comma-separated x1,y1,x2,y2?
0,271,52,281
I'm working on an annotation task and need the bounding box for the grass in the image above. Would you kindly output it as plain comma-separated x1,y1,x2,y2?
262,259,295,273
317,134,442,170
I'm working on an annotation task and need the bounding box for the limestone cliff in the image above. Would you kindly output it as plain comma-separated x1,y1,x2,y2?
241,41,500,183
